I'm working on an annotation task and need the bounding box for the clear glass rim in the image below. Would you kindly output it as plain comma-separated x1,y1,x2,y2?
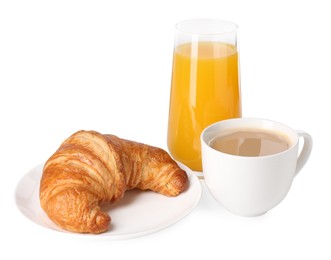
175,18,238,36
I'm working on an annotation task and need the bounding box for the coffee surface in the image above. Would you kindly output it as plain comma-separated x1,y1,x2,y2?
209,129,290,156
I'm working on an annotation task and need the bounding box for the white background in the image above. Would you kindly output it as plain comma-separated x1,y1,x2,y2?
1,0,330,259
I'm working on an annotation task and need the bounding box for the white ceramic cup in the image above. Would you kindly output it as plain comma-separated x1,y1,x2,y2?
201,118,313,217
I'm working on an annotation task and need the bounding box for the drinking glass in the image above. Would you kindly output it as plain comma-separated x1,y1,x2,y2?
167,19,242,172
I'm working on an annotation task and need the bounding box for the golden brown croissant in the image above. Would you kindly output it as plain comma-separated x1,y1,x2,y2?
39,130,188,234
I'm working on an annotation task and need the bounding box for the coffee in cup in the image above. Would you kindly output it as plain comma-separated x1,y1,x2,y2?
201,118,313,217
209,128,292,157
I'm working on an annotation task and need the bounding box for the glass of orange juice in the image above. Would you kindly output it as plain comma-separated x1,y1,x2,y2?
167,19,242,172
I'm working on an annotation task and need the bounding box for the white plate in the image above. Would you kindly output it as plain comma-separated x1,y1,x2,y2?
15,164,201,239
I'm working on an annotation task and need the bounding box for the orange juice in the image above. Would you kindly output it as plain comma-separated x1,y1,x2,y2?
167,41,241,171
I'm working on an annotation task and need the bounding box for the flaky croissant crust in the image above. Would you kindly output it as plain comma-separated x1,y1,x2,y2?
39,130,188,234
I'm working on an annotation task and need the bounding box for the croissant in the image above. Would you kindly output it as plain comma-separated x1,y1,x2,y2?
39,130,188,234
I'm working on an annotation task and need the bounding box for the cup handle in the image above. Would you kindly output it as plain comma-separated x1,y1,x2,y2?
295,130,313,177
